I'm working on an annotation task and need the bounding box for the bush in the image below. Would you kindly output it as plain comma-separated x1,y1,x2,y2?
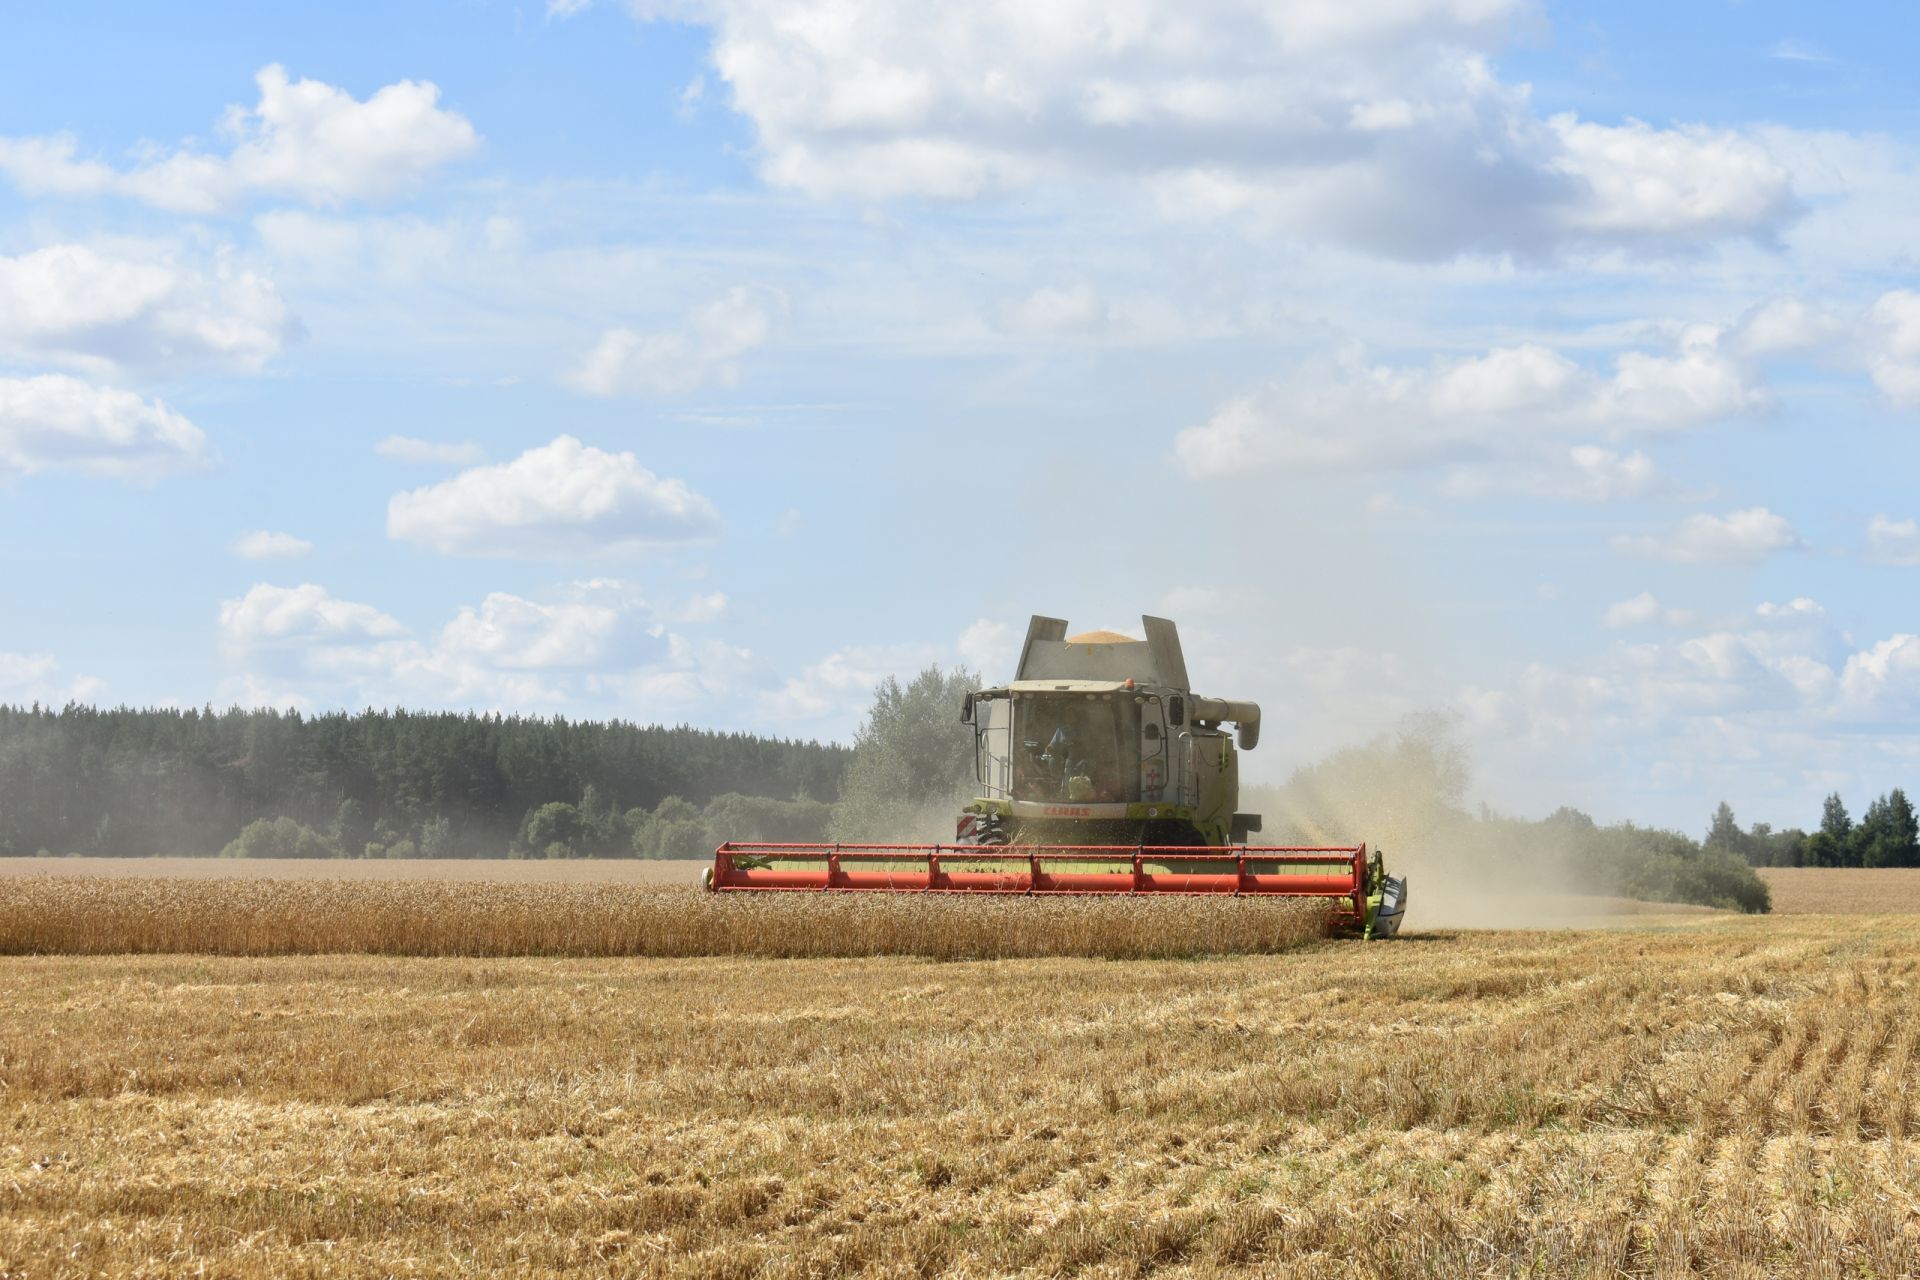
219,817,343,860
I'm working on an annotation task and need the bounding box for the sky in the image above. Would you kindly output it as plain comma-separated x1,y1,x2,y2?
2,0,1919,834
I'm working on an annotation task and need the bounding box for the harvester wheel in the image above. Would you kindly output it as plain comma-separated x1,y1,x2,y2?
700,865,715,892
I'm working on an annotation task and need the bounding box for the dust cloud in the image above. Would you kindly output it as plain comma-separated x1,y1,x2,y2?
1244,712,1667,930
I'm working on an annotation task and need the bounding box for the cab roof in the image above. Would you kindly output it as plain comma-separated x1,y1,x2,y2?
997,679,1144,695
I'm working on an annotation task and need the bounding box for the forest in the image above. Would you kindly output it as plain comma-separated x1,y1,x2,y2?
0,704,848,859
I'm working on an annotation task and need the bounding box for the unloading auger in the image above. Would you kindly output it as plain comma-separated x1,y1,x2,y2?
707,615,1407,938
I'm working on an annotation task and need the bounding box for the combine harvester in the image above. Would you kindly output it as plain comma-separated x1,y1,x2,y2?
707,615,1407,938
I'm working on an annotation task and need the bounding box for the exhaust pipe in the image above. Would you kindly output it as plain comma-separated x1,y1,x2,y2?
1187,697,1260,751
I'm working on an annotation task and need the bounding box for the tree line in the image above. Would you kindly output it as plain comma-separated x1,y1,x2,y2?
0,704,849,858
1706,791,1920,868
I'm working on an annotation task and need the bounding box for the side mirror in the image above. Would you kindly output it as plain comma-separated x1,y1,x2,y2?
1167,695,1185,726
960,693,975,725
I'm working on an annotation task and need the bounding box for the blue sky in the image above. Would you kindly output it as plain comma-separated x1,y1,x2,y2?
4,0,1920,833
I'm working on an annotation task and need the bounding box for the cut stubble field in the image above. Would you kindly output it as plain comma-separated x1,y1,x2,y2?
4,866,1920,1276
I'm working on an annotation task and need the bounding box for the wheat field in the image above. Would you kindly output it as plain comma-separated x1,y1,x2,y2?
1761,866,1920,914
4,873,1920,1276
0,876,1331,960
0,856,711,884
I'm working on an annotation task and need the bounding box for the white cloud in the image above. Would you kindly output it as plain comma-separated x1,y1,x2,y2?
995,283,1109,337
0,374,208,480
957,618,1013,679
374,435,486,466
1560,446,1662,501
215,578,752,715
1443,594,1920,820
1611,507,1802,565
231,531,313,561
1838,635,1920,717
635,0,1796,259
1545,115,1794,242
565,287,779,396
1427,344,1579,416
0,651,107,706
0,243,298,374
438,593,623,669
1727,296,1846,357
1176,328,1765,477
1869,290,1920,406
386,434,723,556
1601,592,1694,630
1592,327,1770,425
0,65,478,212
218,583,405,652
1866,514,1920,567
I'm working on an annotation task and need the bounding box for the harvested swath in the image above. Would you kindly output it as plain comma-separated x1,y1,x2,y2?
0,876,1331,959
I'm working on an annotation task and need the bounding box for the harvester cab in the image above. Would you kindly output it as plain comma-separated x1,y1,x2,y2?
956,615,1262,849
706,613,1407,938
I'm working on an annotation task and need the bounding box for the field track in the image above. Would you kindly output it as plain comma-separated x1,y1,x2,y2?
6,884,1920,1275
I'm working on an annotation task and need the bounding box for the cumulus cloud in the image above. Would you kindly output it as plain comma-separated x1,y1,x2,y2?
1866,514,1920,566
1611,507,1802,565
1839,635,1920,718
1726,296,1846,357
437,593,623,669
0,374,208,480
374,435,486,465
1545,115,1793,243
1176,329,1766,477
218,583,405,652
618,0,1796,259
0,65,478,212
230,531,313,561
0,243,298,373
1559,446,1663,501
1868,290,1920,406
215,578,748,714
386,434,723,556
565,287,780,396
